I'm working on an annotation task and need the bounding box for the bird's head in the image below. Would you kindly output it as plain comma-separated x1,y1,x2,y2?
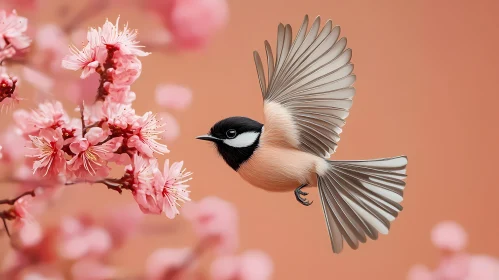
196,116,263,171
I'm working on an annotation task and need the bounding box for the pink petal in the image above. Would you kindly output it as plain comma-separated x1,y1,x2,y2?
155,84,192,110
431,221,468,252
69,138,90,154
85,127,107,144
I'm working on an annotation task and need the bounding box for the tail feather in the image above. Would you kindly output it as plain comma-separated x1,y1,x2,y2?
317,156,408,254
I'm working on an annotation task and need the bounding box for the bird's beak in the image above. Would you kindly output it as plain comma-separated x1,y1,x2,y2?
196,134,220,143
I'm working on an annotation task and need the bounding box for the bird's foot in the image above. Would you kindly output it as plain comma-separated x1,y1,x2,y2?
294,184,312,206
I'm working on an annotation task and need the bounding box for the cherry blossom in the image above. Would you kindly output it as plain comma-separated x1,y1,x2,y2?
67,127,123,179
14,101,69,135
146,0,229,49
183,196,238,254
0,10,31,56
26,128,66,178
211,250,274,280
408,221,499,280
128,111,169,157
145,248,193,280
155,84,192,110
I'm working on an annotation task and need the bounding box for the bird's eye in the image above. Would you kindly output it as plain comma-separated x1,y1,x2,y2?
226,129,237,139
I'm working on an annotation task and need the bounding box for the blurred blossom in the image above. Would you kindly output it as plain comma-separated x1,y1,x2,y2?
183,196,238,254
65,73,100,104
407,265,433,280
34,24,68,72
431,221,468,252
155,84,192,110
104,204,145,247
71,259,116,280
146,0,229,49
467,255,499,279
1,0,38,11
22,66,54,94
58,216,112,260
211,250,274,280
158,112,180,141
11,220,43,248
145,248,193,280
408,221,499,280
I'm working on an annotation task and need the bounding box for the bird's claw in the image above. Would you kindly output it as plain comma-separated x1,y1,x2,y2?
294,184,313,206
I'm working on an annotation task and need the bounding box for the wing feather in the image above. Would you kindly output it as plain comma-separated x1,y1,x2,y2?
255,15,355,157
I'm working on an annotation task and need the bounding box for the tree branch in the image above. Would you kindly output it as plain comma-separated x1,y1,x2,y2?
0,190,36,205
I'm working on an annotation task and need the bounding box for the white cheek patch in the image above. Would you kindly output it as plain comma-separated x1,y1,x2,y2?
223,132,260,148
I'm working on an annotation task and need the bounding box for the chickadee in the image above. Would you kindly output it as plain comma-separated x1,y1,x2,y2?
197,15,408,254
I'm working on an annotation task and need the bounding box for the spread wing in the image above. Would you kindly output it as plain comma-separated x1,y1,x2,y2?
254,15,355,158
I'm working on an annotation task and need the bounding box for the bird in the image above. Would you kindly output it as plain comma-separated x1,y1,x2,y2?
196,15,408,254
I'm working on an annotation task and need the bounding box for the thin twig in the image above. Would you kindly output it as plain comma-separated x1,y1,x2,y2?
79,103,86,136
1,215,10,237
0,190,36,205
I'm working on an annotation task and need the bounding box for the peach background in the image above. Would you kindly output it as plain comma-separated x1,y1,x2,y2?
1,0,499,279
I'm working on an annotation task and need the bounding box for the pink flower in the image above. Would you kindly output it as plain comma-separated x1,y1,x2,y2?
466,255,499,279
109,52,142,87
58,217,112,260
98,17,150,57
433,253,471,279
62,43,105,78
183,196,238,254
14,101,69,135
71,259,116,280
0,10,31,51
407,265,434,280
145,248,192,280
11,220,43,248
129,156,191,217
27,128,66,177
152,0,229,49
431,221,468,252
83,101,105,125
67,127,123,179
103,100,136,129
155,84,192,110
211,250,274,280
104,204,144,247
157,159,192,219
0,71,20,109
127,112,169,157
128,154,161,214
34,24,68,72
104,82,136,104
